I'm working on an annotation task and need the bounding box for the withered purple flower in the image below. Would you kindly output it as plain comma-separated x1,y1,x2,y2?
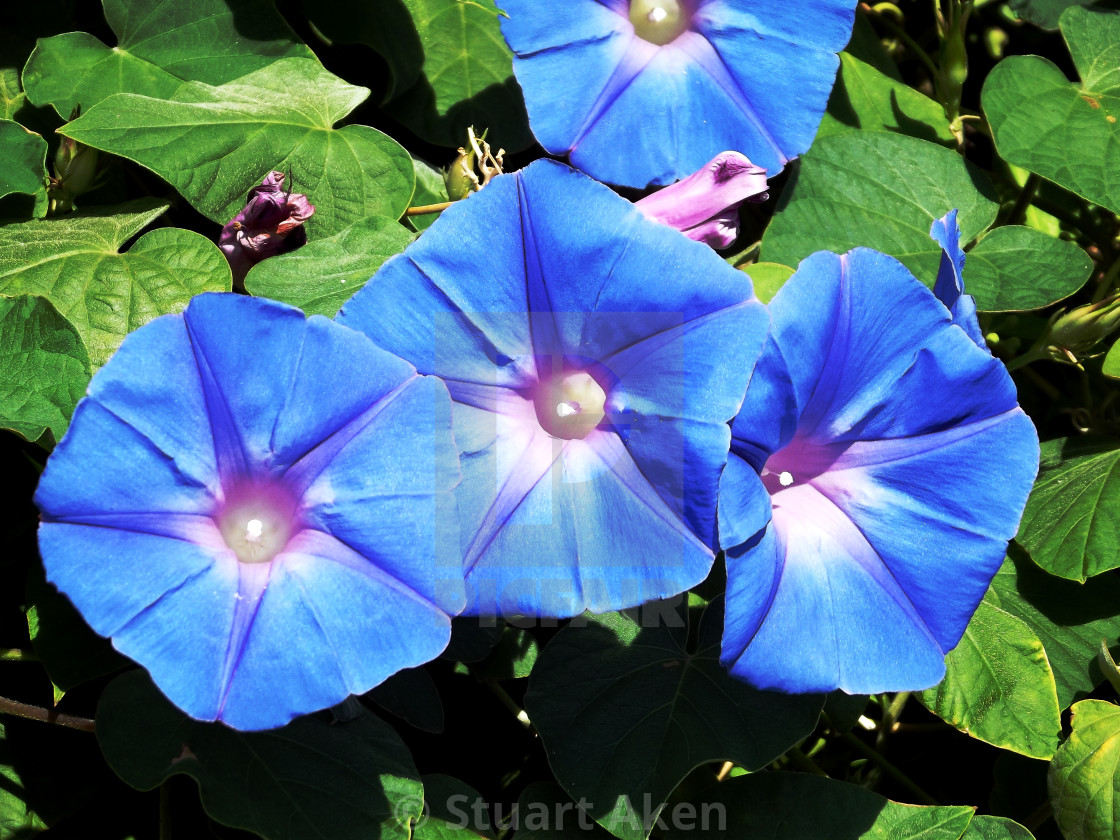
219,171,315,288
635,151,768,249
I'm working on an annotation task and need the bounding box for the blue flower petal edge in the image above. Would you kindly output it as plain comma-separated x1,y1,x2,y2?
930,208,986,349
337,158,770,618
718,211,1039,694
499,0,857,187
35,294,465,731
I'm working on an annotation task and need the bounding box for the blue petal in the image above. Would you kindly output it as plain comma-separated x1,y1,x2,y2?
39,522,235,720
340,160,769,617
270,315,419,471
721,499,948,694
720,241,1039,693
716,454,771,552
67,308,218,491
681,27,838,171
500,1,854,187
814,410,1038,651
336,173,536,388
759,249,997,446
301,375,465,617
930,210,986,349
216,531,454,731
499,0,629,56
696,0,857,55
181,294,317,480
564,36,790,185
461,428,716,617
35,400,216,527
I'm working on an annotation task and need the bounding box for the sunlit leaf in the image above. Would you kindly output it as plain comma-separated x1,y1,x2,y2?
817,53,954,146
919,600,1061,760
22,0,313,118
1049,700,1120,840
761,131,998,281
964,225,1092,312
988,545,1120,709
0,119,46,216
1018,437,1120,582
0,295,88,444
983,6,1120,214
244,215,414,317
382,0,533,151
59,59,415,236
0,200,230,367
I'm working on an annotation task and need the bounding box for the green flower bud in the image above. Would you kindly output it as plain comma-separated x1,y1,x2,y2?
1042,293,1120,365
444,144,478,201
48,107,99,213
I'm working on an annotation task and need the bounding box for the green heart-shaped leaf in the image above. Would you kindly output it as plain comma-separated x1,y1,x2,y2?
988,546,1120,709
965,225,1092,312
817,53,955,146
761,131,998,281
1049,700,1120,840
97,670,423,840
919,599,1061,760
245,215,414,317
1017,437,1120,582
0,119,47,216
385,0,533,151
23,0,313,118
59,59,415,235
0,200,230,367
525,602,822,840
983,6,1120,214
0,295,89,443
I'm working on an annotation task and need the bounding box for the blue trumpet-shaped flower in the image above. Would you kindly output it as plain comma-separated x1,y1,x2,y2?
35,294,464,730
498,0,857,187
337,159,769,618
718,213,1039,694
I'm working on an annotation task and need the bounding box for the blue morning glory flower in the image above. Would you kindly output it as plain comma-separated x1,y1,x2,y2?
35,294,464,730
337,159,769,618
718,213,1039,694
498,0,857,188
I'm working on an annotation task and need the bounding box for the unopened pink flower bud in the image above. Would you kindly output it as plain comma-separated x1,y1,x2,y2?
635,152,768,249
219,171,314,288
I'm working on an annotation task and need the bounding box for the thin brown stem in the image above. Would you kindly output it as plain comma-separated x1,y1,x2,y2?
0,694,95,733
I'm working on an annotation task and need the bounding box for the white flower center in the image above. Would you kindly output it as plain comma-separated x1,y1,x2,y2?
536,371,607,439
629,0,690,45
217,484,299,564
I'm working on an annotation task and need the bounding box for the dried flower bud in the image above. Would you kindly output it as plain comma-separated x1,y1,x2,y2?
219,171,314,289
